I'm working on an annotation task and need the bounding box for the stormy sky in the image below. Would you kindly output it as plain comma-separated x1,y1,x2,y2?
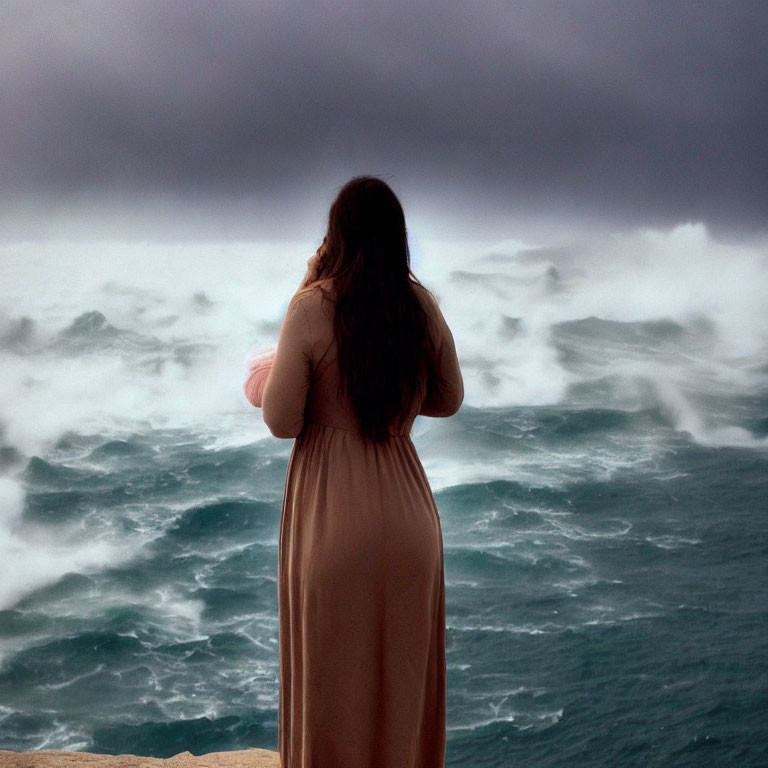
2,0,767,240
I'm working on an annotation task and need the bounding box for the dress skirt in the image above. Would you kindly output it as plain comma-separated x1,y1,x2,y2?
278,422,446,768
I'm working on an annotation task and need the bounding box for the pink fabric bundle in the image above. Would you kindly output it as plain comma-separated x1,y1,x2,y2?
244,347,276,408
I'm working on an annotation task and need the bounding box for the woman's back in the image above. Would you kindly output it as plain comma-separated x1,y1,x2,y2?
262,279,462,440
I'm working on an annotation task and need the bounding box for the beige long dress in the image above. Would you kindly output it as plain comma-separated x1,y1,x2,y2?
255,279,463,768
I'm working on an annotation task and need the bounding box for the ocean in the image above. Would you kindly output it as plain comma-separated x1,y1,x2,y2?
1,225,766,767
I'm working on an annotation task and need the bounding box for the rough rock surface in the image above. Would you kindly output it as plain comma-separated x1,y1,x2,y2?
0,749,279,768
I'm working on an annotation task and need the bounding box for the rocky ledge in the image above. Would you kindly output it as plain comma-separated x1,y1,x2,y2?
0,749,279,767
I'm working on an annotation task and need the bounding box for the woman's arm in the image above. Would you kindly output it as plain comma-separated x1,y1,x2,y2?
261,294,313,438
420,293,464,417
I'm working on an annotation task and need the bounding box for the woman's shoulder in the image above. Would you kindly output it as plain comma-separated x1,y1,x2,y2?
291,280,335,322
410,280,441,315
292,278,438,318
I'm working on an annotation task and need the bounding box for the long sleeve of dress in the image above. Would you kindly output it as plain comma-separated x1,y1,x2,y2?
420,294,464,417
261,293,313,438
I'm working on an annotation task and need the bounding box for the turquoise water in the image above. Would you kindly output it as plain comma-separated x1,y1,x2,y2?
1,234,767,766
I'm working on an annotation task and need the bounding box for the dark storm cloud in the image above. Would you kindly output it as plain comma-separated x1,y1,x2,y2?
2,0,767,236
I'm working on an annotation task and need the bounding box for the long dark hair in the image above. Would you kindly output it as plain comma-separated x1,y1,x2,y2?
312,176,435,441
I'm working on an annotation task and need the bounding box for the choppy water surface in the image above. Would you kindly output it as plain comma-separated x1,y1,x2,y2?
1,228,767,766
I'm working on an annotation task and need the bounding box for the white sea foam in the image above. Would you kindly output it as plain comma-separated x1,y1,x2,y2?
446,621,549,635
0,225,765,606
653,378,768,448
419,225,768,446
645,534,703,549
0,476,143,611
447,705,562,733
419,434,662,492
1,225,766,459
35,663,108,691
0,241,309,457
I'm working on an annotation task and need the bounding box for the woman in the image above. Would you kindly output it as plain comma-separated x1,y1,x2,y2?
245,177,463,768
